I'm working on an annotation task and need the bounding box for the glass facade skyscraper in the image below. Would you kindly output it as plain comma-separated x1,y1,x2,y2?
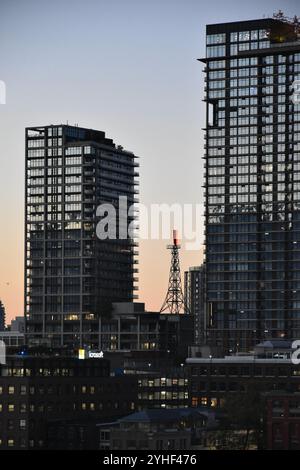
25,125,139,349
202,18,300,353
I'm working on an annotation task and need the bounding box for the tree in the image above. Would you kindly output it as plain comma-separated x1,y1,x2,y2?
222,384,264,450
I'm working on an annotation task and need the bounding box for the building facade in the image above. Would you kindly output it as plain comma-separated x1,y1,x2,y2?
98,408,215,451
25,125,139,349
10,317,25,334
266,392,300,450
89,302,194,360
0,331,24,348
202,18,300,353
184,265,206,345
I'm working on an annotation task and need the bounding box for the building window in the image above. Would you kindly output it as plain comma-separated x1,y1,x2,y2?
8,386,15,395
7,439,14,447
8,404,14,412
20,419,26,430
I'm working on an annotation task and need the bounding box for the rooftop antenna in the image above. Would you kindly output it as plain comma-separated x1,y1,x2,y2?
160,230,187,314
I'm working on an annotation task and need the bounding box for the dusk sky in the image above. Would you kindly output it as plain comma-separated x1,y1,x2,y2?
0,0,298,322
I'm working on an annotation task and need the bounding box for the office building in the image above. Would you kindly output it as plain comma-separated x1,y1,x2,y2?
202,17,300,353
137,369,189,410
0,355,137,450
97,408,218,451
25,125,139,349
184,265,206,345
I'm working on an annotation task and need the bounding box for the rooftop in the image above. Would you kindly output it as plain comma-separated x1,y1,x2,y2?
117,407,215,424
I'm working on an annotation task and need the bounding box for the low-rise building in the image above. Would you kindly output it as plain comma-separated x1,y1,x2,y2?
0,355,137,450
97,408,218,450
0,331,25,348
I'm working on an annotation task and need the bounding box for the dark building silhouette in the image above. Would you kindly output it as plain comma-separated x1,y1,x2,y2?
266,392,300,450
0,301,5,331
201,18,300,353
0,355,137,450
24,125,139,349
184,265,206,346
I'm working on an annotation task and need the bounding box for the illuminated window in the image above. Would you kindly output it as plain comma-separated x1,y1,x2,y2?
8,386,15,395
191,397,198,407
8,404,14,412
20,419,26,430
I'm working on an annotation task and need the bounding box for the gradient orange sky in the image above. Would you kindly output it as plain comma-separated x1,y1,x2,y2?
0,0,297,323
